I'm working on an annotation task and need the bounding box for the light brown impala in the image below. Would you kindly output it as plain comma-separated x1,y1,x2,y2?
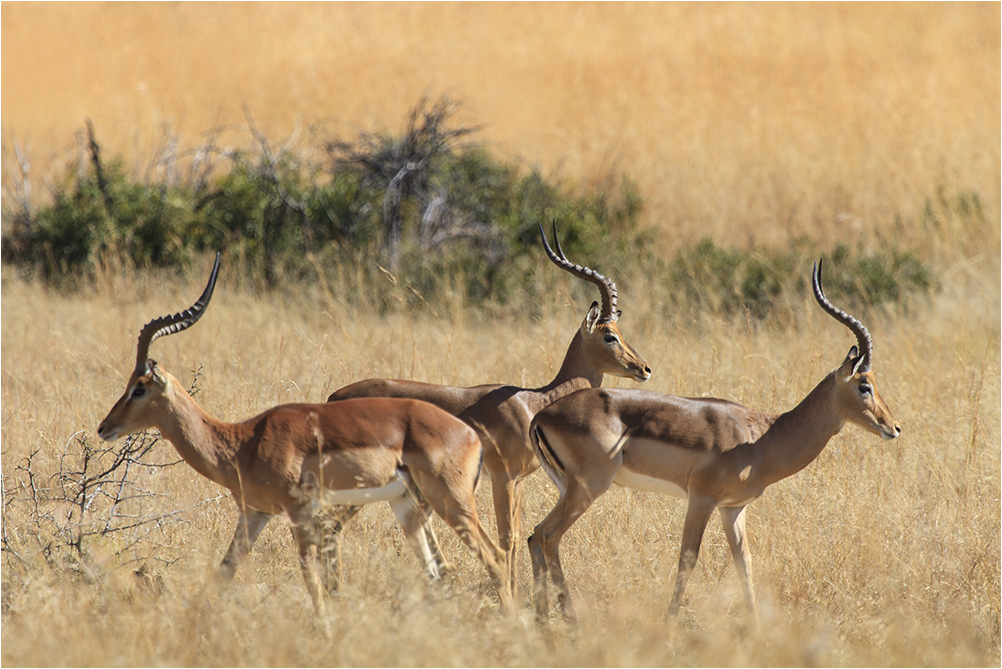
97,255,512,615
527,259,901,622
326,223,652,596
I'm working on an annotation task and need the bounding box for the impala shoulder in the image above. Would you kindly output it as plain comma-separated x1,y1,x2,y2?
689,400,774,450
249,403,323,437
539,386,619,416
475,384,521,410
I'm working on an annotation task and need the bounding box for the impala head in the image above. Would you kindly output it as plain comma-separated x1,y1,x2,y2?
813,259,901,440
539,222,651,382
98,254,221,441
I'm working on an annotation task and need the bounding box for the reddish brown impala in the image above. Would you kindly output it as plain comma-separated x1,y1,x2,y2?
98,255,512,615
527,259,901,622
326,223,652,597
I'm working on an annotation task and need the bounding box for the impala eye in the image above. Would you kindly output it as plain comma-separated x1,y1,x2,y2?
858,383,872,395
604,334,619,344
132,386,146,398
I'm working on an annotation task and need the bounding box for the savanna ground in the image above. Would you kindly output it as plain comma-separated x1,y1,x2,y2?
2,3,1000,666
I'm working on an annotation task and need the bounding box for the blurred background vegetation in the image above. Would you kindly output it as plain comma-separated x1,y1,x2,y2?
1,96,949,322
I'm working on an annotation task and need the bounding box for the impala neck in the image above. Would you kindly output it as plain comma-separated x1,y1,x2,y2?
154,372,243,488
759,371,845,486
541,329,604,398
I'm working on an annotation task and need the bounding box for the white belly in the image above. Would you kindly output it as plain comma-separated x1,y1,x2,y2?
718,493,760,507
318,479,408,506
613,467,687,498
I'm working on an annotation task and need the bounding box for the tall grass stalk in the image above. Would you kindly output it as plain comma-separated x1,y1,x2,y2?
2,261,997,666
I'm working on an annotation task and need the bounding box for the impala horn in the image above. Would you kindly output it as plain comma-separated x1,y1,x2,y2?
812,258,873,373
134,253,221,374
539,221,618,322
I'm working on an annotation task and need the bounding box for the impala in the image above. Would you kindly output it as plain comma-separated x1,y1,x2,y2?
97,255,512,615
527,259,901,622
326,223,652,596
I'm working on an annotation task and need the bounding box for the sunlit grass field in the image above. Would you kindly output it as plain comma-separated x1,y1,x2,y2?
2,259,998,665
2,3,999,666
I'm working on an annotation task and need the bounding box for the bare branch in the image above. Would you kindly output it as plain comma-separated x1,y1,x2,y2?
1,369,211,577
85,119,115,213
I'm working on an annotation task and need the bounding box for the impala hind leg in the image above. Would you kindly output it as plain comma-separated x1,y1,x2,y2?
389,484,448,582
220,509,272,579
718,505,757,619
667,495,717,619
526,531,550,620
412,477,512,612
444,509,513,613
404,479,449,575
528,481,604,623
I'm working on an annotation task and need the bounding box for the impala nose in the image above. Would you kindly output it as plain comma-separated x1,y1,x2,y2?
882,423,901,440
97,422,117,441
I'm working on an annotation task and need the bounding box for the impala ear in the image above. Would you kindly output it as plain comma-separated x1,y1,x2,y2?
851,355,868,376
838,346,865,380
615,309,623,321
145,359,168,387
584,301,602,332
841,345,859,366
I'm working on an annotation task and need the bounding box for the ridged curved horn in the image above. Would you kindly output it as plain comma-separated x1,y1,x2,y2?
134,253,221,374
539,221,618,322
812,258,872,372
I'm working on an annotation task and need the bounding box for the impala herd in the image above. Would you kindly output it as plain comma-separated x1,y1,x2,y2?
98,223,900,626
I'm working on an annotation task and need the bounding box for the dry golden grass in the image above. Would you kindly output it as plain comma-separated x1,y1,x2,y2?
1,256,999,666
1,3,999,667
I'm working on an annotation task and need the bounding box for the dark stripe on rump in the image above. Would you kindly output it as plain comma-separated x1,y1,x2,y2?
534,425,565,475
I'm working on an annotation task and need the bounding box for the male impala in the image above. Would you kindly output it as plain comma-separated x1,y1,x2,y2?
97,255,511,615
527,259,901,622
326,223,652,595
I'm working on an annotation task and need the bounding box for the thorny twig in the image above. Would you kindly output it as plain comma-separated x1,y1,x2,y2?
1,367,217,576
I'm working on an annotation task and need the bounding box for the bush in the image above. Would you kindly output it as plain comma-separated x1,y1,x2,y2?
3,159,193,282
1,97,937,318
661,236,935,322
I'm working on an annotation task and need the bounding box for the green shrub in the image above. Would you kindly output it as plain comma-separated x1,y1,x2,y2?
660,237,935,322
3,160,192,281
1,98,938,319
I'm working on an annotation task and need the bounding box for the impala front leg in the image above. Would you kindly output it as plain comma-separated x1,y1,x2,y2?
220,509,272,580
667,495,716,619
719,505,757,618
288,508,327,617
489,469,522,599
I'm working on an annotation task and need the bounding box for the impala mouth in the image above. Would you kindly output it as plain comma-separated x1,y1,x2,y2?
880,425,901,440
97,425,120,442
634,367,652,382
